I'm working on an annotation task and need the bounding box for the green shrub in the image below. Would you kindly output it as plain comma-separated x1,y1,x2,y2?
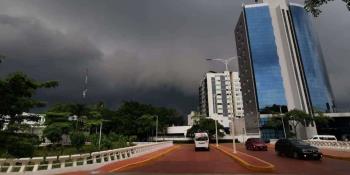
8,140,35,158
70,132,86,152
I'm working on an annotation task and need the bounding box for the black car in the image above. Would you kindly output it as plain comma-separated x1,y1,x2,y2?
275,139,322,160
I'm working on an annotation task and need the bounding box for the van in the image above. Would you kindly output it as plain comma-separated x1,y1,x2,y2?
194,132,209,151
309,135,337,142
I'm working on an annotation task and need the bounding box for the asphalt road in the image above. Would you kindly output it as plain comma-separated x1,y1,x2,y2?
222,143,350,175
120,144,252,174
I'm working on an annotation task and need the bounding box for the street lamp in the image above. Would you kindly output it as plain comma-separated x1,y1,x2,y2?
279,106,287,139
206,57,238,71
206,56,239,154
214,115,219,147
155,115,158,142
98,121,103,150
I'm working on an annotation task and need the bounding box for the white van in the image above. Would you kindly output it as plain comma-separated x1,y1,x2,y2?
194,132,209,151
309,135,337,142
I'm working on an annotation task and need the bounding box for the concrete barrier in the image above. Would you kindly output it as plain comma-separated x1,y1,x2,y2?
0,141,173,174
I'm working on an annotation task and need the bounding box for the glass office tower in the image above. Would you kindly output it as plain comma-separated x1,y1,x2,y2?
289,4,335,112
244,5,287,111
235,0,336,137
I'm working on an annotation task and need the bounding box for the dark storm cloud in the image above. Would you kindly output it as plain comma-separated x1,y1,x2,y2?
0,0,349,113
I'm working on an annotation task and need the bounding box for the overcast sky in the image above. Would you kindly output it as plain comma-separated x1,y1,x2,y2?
0,0,349,114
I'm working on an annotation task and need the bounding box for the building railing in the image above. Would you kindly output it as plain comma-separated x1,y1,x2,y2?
0,141,173,174
304,140,350,151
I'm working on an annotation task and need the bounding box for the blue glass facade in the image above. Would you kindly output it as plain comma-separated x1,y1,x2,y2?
290,5,335,112
244,6,287,111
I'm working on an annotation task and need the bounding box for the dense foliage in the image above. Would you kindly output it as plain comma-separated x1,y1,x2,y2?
0,72,58,132
305,0,350,16
187,118,225,139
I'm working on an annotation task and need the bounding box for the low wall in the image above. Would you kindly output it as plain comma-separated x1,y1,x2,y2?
304,140,350,152
0,141,173,175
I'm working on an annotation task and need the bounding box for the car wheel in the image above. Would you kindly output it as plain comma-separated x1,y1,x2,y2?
293,152,299,159
207,147,210,151
195,148,197,152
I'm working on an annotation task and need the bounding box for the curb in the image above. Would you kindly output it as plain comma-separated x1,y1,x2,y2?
323,154,350,161
214,145,275,173
109,145,180,172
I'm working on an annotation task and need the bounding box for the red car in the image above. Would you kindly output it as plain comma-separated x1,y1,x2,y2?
245,138,268,151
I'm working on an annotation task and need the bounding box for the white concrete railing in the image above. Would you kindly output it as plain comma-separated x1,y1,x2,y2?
304,140,350,151
0,141,173,174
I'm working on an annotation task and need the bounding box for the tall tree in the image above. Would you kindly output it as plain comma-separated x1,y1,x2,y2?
0,72,58,132
305,0,350,16
283,109,312,138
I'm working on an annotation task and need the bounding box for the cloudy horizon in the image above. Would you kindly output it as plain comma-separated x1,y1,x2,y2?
0,0,349,114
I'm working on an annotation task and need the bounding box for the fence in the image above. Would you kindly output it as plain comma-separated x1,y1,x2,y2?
304,140,350,151
0,141,173,174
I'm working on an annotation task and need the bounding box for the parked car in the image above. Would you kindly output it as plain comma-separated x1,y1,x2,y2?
309,135,337,142
194,132,209,151
275,139,322,160
245,138,268,151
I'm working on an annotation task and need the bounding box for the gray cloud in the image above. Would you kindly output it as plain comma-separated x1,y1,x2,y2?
0,0,349,113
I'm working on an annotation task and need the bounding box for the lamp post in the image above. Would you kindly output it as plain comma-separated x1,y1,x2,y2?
215,116,219,147
206,56,239,154
279,106,287,139
231,117,237,153
98,121,102,150
155,115,158,142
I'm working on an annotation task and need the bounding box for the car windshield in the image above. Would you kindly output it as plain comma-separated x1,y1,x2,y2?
196,136,208,141
252,139,264,143
290,140,309,146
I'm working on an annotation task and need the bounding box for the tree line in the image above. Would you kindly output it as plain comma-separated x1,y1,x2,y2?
0,70,184,158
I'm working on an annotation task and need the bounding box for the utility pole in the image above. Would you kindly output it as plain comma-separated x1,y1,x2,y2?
206,57,239,153
98,121,102,150
280,106,287,139
155,115,158,142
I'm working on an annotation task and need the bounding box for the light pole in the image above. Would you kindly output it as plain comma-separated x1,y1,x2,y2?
206,57,237,71
214,116,219,147
279,106,287,139
206,56,239,154
231,117,237,153
98,121,102,150
155,115,158,142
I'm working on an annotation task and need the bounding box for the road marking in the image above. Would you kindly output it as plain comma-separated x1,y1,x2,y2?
109,145,180,173
214,145,275,172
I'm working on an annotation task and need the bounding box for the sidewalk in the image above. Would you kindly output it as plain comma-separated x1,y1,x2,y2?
214,144,275,172
321,149,350,160
62,145,178,175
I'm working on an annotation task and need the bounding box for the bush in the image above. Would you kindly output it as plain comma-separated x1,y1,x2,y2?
0,132,39,157
70,132,86,152
102,137,113,149
8,140,35,158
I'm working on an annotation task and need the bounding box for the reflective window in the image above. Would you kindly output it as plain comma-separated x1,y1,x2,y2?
245,6,287,112
290,5,335,112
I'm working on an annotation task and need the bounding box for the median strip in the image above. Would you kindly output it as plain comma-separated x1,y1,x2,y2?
107,145,180,173
213,145,275,173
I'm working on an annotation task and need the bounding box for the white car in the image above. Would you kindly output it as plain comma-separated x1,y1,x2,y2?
309,135,337,142
194,132,210,151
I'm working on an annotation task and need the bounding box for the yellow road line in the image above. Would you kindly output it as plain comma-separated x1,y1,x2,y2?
109,145,180,173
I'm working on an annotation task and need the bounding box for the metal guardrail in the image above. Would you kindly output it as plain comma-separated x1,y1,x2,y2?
304,140,350,151
0,141,173,174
